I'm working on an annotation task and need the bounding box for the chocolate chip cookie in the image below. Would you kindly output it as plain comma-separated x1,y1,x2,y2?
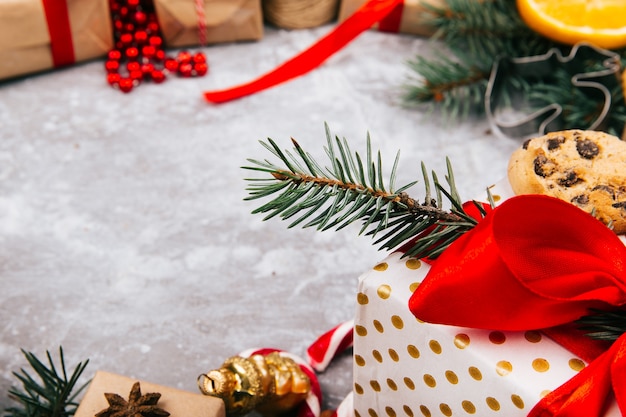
507,129,626,234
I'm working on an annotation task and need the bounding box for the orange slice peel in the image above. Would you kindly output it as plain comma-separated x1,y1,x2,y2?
516,0,626,49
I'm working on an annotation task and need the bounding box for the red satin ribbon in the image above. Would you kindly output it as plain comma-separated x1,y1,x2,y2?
378,1,404,32
203,0,403,103
408,194,626,416
42,0,76,67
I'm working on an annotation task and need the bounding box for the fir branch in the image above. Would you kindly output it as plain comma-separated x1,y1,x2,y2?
403,55,489,117
243,124,484,259
422,0,554,65
5,347,90,417
407,0,626,133
404,0,555,115
576,309,626,342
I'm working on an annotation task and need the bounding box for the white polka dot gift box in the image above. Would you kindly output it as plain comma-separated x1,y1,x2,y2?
351,180,626,417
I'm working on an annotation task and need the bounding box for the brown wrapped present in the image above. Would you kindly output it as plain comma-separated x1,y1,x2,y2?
154,0,263,48
338,0,442,37
0,0,113,81
75,371,225,417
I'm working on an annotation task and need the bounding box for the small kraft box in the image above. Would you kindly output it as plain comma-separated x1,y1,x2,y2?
154,0,264,48
352,180,622,417
337,0,442,37
0,0,113,81
75,371,226,417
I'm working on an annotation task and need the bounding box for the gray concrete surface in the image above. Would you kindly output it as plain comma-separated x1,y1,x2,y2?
0,24,520,412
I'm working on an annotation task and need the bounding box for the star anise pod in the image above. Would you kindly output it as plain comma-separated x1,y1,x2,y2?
95,382,170,417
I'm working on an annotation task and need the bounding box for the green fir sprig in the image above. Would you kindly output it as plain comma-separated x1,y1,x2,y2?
5,347,90,417
404,55,489,119
577,309,626,342
421,0,553,65
244,124,626,342
243,124,490,259
404,0,554,114
404,0,626,135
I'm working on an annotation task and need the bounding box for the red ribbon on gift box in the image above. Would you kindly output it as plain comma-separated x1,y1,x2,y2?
42,0,76,67
377,1,404,32
409,194,626,416
203,0,404,103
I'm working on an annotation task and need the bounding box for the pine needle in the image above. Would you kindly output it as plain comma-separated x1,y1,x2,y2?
243,124,485,259
5,347,90,417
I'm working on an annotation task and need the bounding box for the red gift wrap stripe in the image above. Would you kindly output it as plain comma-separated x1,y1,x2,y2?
42,0,76,67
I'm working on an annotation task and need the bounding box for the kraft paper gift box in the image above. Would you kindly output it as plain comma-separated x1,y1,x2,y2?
75,370,225,417
0,0,113,81
352,180,622,417
154,0,263,48
338,0,442,37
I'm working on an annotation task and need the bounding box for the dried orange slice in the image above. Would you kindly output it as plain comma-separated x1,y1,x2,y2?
516,0,626,49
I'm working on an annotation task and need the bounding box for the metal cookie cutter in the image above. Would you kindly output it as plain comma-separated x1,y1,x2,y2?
485,42,621,140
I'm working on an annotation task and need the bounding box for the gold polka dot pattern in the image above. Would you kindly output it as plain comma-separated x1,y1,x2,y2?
532,358,550,372
569,358,585,372
444,370,458,384
525,330,542,343
403,377,415,390
373,320,384,333
355,355,365,367
407,345,420,359
357,292,369,305
496,360,513,376
370,380,381,392
428,340,442,354
511,394,525,409
377,284,391,299
352,187,598,417
405,259,421,270
461,400,476,414
468,366,482,381
422,374,436,388
489,331,506,344
373,262,388,271
391,315,404,329
486,397,500,411
453,334,470,349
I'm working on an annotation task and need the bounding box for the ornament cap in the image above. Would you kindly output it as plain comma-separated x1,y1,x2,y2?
198,352,311,416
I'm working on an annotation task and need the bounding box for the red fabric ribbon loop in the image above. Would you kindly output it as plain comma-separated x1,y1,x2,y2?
409,194,626,331
408,194,626,417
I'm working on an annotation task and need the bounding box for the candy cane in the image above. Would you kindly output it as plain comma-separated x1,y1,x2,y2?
333,391,355,417
306,320,354,372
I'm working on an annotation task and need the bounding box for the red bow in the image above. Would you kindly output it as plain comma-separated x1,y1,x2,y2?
409,194,626,416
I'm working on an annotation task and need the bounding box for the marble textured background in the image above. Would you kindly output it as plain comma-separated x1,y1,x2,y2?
0,24,521,412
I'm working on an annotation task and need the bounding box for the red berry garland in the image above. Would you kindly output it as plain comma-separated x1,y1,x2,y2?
106,0,208,93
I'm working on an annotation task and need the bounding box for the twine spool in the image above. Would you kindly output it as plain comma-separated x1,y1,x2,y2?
263,0,340,29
